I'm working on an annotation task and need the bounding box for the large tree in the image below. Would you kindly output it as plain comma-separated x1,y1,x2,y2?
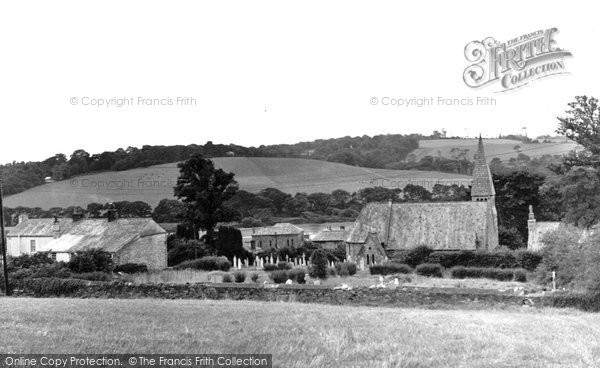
174,154,239,242
557,96,600,155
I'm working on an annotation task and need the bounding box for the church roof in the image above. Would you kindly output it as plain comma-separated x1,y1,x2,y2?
346,201,491,250
471,136,495,197
311,229,349,242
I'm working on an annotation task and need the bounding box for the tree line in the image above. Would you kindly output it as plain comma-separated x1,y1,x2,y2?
0,133,432,197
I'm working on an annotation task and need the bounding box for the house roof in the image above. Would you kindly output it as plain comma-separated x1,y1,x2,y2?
311,229,349,242
7,218,75,237
9,218,166,253
252,223,304,236
346,201,491,250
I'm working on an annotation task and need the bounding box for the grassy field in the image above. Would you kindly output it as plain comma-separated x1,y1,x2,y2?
2,298,599,367
4,157,471,209
413,138,581,162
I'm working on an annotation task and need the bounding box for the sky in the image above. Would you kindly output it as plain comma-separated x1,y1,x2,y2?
0,0,596,163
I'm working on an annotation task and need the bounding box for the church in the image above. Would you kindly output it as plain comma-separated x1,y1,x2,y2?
346,136,499,267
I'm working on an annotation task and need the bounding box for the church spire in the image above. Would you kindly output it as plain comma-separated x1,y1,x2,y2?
471,135,495,201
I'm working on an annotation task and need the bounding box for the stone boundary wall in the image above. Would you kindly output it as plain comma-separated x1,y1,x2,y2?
9,278,562,310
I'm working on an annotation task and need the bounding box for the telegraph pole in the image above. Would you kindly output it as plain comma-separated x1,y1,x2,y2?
0,178,11,295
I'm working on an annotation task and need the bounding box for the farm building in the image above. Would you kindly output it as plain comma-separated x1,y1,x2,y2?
311,227,349,250
250,223,304,250
6,214,167,270
346,136,499,267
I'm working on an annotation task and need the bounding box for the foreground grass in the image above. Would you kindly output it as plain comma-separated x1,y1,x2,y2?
2,298,600,367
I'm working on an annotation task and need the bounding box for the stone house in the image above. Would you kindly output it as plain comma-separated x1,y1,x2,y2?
6,214,167,270
250,223,304,250
346,137,499,267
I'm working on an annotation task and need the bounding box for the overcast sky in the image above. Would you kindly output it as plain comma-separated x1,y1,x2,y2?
0,0,595,163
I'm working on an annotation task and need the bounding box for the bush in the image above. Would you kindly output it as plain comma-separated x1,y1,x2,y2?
70,272,112,281
10,268,35,280
416,263,443,278
113,263,148,274
336,263,350,277
335,262,357,277
515,250,543,272
222,274,233,283
263,263,278,272
269,270,289,284
277,262,292,270
233,271,246,283
514,269,527,282
68,249,113,273
370,262,413,275
9,252,54,269
250,273,259,283
31,263,71,279
309,249,329,279
167,239,208,266
288,268,306,284
346,262,357,276
173,256,231,271
327,266,337,277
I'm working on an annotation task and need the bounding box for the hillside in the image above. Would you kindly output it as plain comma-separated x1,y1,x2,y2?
412,139,581,162
3,157,472,209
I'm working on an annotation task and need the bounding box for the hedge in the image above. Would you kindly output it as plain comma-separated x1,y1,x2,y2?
370,262,413,275
450,267,528,282
427,250,542,271
174,256,231,271
415,263,443,278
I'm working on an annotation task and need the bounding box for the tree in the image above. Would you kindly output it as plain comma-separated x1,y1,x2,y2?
258,188,291,214
152,199,186,223
431,184,470,202
559,166,600,228
493,170,545,240
331,189,352,208
87,203,104,218
402,184,432,202
557,96,600,155
174,154,239,242
309,249,329,279
225,191,274,218
498,225,525,250
358,187,401,204
214,226,249,260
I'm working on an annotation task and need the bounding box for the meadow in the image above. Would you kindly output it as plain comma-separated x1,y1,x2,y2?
2,298,599,367
4,157,470,208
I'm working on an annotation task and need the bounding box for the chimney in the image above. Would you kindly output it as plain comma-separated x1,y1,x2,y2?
52,216,61,239
527,205,536,250
18,213,29,224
